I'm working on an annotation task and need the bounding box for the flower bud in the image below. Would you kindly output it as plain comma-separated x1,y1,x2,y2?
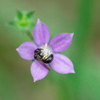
9,10,35,32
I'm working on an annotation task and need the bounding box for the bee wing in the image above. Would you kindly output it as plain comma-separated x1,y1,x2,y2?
37,60,50,71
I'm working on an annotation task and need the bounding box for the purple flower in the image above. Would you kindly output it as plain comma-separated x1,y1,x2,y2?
16,19,75,82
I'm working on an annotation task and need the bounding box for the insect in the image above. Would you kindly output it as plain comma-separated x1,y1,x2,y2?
34,48,53,71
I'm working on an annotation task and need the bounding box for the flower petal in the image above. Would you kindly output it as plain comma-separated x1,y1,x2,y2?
50,53,75,74
49,33,74,52
33,19,50,46
31,60,49,82
16,42,37,60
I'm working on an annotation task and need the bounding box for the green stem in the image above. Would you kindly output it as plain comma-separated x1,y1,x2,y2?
26,31,35,42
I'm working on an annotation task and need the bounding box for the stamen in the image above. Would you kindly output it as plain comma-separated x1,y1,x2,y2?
45,43,47,49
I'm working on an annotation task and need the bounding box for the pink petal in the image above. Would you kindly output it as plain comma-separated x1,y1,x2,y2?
31,60,49,82
33,19,50,46
49,33,74,52
16,42,37,60
50,53,75,74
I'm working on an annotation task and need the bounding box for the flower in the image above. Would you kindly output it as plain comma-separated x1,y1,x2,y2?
16,19,75,82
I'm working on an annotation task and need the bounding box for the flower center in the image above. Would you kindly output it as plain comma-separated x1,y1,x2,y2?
34,43,53,63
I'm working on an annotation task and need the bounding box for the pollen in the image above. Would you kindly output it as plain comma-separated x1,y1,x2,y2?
42,55,48,60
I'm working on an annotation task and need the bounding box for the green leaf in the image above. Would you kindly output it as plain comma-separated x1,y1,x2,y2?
27,11,35,18
17,10,23,19
32,59,35,62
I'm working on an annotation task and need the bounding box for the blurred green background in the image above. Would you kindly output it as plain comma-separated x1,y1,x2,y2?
0,0,100,100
